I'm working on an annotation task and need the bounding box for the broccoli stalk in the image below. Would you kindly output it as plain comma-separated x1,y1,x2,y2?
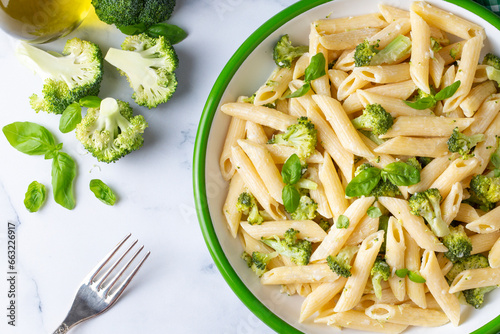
273,35,309,68
352,103,394,136
409,188,450,237
466,174,500,212
326,245,359,278
262,228,312,266
370,35,412,66
16,38,103,114
236,192,264,225
75,97,148,163
371,258,391,299
442,225,473,263
447,127,484,159
241,251,278,277
105,33,178,109
268,117,317,161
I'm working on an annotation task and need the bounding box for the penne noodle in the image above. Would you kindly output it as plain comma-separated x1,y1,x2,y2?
353,63,411,84
379,116,474,138
264,144,323,164
471,232,500,254
261,264,338,285
455,203,481,224
430,157,479,198
408,154,452,194
223,171,245,238
318,151,349,219
254,67,293,105
365,304,449,327
386,217,406,301
315,309,409,333
404,230,427,309
245,121,268,145
357,90,433,117
374,137,449,158
488,237,500,268
221,102,297,131
299,278,347,322
314,13,387,34
409,10,431,94
466,206,500,234
441,182,463,225
460,81,496,118
449,267,500,293
307,166,333,219
220,116,246,180
240,220,327,243
320,28,382,51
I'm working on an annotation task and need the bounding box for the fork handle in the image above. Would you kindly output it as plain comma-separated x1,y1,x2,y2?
53,323,69,334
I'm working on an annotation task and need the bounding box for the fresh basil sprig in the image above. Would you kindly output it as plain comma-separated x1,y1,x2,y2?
118,22,187,45
286,53,326,98
345,167,381,197
90,179,117,206
381,161,421,186
60,96,102,133
24,181,46,212
404,81,461,110
281,154,302,212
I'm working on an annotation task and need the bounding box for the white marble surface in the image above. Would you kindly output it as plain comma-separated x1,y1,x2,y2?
0,1,297,333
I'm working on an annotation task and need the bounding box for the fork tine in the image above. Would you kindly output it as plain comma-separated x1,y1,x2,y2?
103,245,144,296
85,233,132,284
106,251,150,303
95,239,138,290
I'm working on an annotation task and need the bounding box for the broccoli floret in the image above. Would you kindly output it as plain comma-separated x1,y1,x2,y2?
430,37,442,53
92,0,175,28
326,245,359,278
241,251,278,277
352,104,393,136
290,195,318,220
272,34,309,68
466,174,500,212
406,157,422,172
105,33,178,109
318,219,332,232
370,35,412,66
446,254,495,309
262,228,312,266
236,192,264,225
268,117,317,161
483,53,500,70
409,188,450,237
447,127,485,159
371,258,391,299
16,38,103,114
417,156,433,168
442,225,472,263
354,40,379,67
75,97,148,163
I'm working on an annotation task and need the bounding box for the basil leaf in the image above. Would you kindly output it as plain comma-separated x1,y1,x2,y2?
345,167,382,197
24,181,46,212
490,152,500,169
283,184,300,213
146,23,188,44
59,103,82,133
117,23,147,35
336,215,349,229
304,53,326,82
286,83,310,98
51,152,76,210
382,161,420,186
435,80,461,101
403,96,436,110
89,179,116,206
282,154,302,185
3,122,57,156
395,268,408,278
79,96,102,108
408,271,426,283
367,206,382,218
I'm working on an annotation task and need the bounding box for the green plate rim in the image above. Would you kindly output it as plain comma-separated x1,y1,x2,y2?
193,0,500,333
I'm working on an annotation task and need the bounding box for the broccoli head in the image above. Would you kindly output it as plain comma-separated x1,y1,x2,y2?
352,103,393,136
442,225,472,263
236,192,264,225
469,174,500,205
371,258,391,299
273,34,309,68
406,157,422,172
354,40,379,67
290,195,318,220
92,0,175,28
482,53,500,70
409,188,450,237
105,33,178,109
16,38,103,114
262,228,312,266
241,251,277,277
268,117,317,161
326,245,359,278
75,97,148,163
447,127,484,159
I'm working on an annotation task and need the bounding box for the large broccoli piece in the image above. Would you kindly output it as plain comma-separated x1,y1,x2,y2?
290,195,318,220
92,0,175,28
352,104,393,136
355,163,401,198
371,258,391,299
446,254,496,309
75,97,148,163
483,53,500,70
268,117,317,161
469,174,500,206
262,228,312,266
442,225,472,263
409,188,450,237
354,40,379,67
16,38,103,114
447,127,484,159
241,251,277,277
354,35,411,67
105,33,178,109
273,34,309,68
236,192,264,225
326,245,359,278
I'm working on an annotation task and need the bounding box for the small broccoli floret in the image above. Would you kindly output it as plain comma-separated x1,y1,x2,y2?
326,245,359,278
483,53,500,70
268,117,317,161
241,251,278,277
352,104,393,136
319,219,332,232
469,174,500,204
16,38,103,114
290,195,318,220
92,0,175,28
75,98,148,163
417,156,433,168
430,37,442,53
406,157,422,172
442,225,472,263
370,35,412,66
446,254,495,309
447,127,485,159
409,188,450,237
272,34,309,68
371,258,391,299
236,192,264,225
262,228,312,266
354,40,379,67
105,33,178,109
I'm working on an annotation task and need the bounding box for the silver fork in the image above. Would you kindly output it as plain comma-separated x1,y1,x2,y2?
52,234,150,334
